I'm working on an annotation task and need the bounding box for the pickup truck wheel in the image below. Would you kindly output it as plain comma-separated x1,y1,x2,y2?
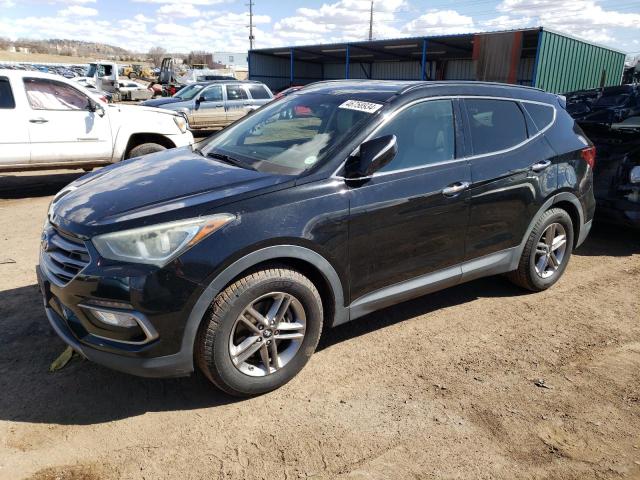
127,143,166,159
196,267,323,397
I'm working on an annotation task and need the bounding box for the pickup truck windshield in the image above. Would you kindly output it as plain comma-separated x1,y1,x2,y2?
200,92,378,175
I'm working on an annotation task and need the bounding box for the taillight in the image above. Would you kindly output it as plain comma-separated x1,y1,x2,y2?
581,146,596,169
99,96,108,103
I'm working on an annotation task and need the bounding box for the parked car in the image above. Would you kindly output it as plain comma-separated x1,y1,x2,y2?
140,80,273,130
0,70,194,171
566,84,640,228
38,80,595,396
273,85,303,100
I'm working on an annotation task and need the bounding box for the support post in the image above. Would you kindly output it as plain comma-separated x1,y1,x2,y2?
345,44,350,79
421,38,428,81
290,48,294,86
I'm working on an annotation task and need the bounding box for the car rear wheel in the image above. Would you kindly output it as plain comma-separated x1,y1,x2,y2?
196,267,323,396
127,142,166,159
508,208,574,291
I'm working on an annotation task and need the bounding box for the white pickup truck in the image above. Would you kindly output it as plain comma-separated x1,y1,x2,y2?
0,70,194,172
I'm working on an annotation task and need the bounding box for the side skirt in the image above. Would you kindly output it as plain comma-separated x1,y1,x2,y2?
346,247,518,323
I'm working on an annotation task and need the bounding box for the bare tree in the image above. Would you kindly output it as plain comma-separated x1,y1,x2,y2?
187,50,213,67
148,46,167,67
0,37,11,51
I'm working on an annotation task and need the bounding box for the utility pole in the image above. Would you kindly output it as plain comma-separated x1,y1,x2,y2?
248,0,255,50
368,1,373,41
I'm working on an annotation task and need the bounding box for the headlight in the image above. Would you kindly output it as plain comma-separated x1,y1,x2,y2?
92,214,234,266
631,166,640,184
173,115,188,133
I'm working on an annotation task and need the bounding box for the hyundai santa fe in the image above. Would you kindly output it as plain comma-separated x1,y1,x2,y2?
38,80,596,396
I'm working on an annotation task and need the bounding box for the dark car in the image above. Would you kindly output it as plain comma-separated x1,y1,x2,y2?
566,84,640,228
38,80,595,396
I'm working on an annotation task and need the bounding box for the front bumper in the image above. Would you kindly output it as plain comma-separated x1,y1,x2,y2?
168,130,194,149
37,260,197,378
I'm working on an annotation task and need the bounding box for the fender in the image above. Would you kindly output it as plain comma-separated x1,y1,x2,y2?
110,107,183,161
177,245,347,372
508,191,587,271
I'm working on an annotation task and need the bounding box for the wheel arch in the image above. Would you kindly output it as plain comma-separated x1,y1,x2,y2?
123,133,176,159
180,245,347,371
509,191,585,271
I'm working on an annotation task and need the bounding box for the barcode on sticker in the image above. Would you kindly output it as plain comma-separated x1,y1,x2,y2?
339,100,383,114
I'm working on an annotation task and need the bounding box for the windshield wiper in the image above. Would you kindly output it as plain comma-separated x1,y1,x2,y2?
206,151,257,171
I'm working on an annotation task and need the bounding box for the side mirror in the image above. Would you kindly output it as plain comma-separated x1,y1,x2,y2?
345,135,397,179
88,99,105,117
194,97,202,109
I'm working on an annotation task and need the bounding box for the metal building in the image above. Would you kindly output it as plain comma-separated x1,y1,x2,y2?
248,27,626,94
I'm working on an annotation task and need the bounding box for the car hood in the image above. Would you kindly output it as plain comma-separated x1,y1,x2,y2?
140,97,187,108
50,147,293,237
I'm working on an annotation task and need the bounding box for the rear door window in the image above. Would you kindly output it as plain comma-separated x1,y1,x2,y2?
465,99,528,155
0,77,15,109
523,102,555,132
225,85,248,101
247,84,271,100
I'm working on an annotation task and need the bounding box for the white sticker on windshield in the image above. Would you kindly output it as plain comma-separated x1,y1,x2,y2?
339,100,383,114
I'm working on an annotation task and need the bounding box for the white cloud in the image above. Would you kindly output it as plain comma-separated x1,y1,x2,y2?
403,10,475,35
133,0,227,4
158,3,200,18
487,0,640,48
271,0,406,45
133,13,154,23
1,0,16,7
59,5,98,16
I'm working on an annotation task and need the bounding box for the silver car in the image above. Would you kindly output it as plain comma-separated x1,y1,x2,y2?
141,81,273,130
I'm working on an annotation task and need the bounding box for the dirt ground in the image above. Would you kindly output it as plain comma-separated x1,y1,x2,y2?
0,170,639,480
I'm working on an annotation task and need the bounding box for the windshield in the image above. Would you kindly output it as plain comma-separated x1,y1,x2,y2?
87,63,97,77
175,84,205,100
200,92,377,175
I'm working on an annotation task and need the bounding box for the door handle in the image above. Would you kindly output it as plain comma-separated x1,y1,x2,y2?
531,160,552,172
442,181,470,197
29,118,48,124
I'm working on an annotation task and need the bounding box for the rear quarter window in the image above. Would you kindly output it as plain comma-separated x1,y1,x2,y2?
0,77,15,109
465,99,528,155
247,84,271,100
523,103,555,132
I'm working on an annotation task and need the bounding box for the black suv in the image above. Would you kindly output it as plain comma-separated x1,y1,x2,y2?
38,80,596,396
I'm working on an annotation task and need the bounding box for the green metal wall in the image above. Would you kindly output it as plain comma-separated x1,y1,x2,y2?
533,30,626,93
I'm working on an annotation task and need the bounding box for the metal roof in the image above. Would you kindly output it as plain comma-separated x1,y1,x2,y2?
250,27,626,63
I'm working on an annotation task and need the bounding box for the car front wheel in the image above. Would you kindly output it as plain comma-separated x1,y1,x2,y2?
196,267,323,396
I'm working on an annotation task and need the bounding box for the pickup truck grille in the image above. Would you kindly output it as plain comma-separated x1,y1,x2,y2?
41,224,90,286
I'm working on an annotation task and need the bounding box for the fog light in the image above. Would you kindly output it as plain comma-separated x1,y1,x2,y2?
630,166,640,184
92,309,139,328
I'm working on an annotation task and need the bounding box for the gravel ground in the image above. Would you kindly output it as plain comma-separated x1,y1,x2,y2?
0,170,639,480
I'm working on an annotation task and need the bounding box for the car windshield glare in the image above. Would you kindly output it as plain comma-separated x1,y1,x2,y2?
200,92,376,175
175,84,204,100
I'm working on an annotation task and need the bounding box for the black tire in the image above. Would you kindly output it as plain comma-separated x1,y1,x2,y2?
507,208,574,291
128,72,137,79
196,267,323,397
127,142,166,159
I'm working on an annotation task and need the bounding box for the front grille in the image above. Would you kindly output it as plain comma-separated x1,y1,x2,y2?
41,224,91,286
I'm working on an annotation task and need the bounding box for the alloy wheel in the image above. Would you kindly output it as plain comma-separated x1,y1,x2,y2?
534,222,568,279
229,292,306,377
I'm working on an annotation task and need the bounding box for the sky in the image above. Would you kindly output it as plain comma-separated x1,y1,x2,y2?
0,0,639,55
